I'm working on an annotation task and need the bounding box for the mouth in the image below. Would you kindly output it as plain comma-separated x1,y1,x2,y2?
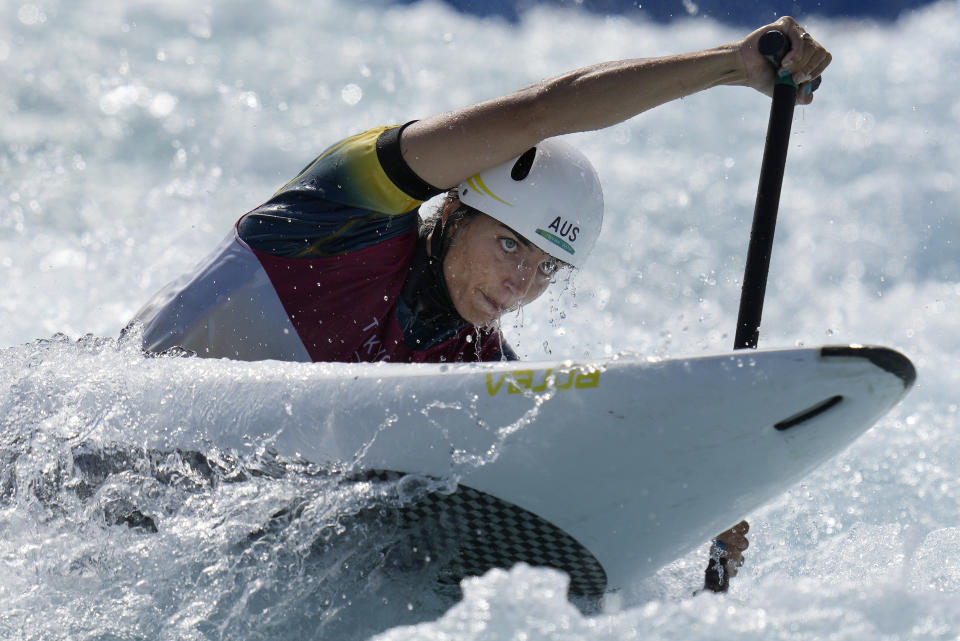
478,290,506,318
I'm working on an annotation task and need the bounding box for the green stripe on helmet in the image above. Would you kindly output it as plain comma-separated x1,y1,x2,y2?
535,229,575,255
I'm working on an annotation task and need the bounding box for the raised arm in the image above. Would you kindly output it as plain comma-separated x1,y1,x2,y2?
400,16,830,189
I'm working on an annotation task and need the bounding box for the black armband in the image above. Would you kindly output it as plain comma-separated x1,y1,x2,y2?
376,121,444,202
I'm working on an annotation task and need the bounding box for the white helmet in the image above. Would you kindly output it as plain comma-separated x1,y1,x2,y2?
457,139,603,269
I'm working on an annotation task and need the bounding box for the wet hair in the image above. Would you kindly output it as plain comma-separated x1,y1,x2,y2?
418,188,482,257
420,187,482,240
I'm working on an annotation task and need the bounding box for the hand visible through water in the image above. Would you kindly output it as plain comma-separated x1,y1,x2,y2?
703,519,750,592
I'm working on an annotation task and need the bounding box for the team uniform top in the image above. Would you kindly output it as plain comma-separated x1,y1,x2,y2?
130,124,514,363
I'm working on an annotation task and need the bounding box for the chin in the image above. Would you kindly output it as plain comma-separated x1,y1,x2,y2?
466,312,498,327
451,295,494,327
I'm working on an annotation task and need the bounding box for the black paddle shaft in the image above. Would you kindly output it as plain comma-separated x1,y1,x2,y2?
733,30,802,351
706,30,815,595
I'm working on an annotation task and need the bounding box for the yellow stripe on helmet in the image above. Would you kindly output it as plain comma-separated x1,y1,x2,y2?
471,174,513,207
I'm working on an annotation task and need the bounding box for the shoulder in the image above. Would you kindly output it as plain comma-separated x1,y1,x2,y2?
276,124,443,214
239,125,445,257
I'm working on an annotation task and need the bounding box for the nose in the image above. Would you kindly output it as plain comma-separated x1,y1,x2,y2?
502,259,537,299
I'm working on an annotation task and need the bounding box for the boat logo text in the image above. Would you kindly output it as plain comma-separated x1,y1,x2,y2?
485,367,600,396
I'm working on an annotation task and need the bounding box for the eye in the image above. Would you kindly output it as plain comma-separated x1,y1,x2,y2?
538,259,559,277
498,237,518,252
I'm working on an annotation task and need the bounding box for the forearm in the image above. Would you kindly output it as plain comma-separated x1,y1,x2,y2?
403,46,746,189
531,45,746,138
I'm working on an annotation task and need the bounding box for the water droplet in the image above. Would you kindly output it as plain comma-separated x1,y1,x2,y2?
341,84,362,105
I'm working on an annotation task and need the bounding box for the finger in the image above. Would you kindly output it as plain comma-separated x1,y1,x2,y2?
720,530,748,545
727,538,749,553
786,44,820,82
725,555,744,576
809,49,833,80
795,58,827,105
716,521,751,551
779,26,831,86
736,520,751,551
718,519,748,536
775,18,802,66
773,15,801,36
724,548,744,564
736,535,749,552
778,17,810,69
726,520,750,538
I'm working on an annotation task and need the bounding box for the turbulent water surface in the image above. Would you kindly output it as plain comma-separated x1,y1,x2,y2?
2,1,960,639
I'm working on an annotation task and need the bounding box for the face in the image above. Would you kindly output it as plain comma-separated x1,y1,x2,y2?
441,213,561,326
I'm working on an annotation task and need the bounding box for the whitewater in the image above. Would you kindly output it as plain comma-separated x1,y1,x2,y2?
1,0,959,639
